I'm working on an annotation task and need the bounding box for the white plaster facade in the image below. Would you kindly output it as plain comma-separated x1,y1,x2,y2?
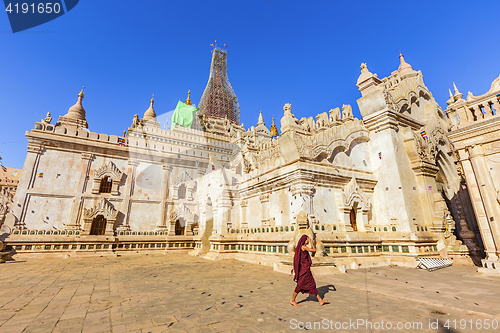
0,52,491,272
446,76,500,272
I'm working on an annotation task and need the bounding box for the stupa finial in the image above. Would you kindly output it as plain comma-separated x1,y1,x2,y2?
185,90,192,105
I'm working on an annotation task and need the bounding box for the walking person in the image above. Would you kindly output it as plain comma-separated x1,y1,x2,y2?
290,234,329,307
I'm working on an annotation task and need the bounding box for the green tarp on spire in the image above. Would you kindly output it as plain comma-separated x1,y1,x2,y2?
171,101,199,128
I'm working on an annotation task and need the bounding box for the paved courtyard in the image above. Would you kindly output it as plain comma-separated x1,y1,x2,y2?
1,253,499,333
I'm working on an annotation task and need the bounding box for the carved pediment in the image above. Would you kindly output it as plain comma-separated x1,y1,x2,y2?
176,204,194,222
94,161,123,181
173,171,194,187
83,199,118,220
343,178,369,209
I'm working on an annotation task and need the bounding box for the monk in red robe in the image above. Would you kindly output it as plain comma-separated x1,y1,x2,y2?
290,234,328,307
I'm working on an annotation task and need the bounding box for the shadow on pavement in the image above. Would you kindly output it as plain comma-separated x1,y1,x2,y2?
298,284,336,304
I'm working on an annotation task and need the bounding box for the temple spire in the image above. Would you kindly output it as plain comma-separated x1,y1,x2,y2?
66,87,86,120
197,44,240,125
58,86,88,129
270,116,279,137
143,94,157,121
398,52,413,73
257,110,265,126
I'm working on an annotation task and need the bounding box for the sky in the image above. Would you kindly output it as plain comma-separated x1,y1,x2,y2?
1,0,499,169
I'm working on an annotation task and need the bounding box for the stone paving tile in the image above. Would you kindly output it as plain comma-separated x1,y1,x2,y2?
1,254,499,332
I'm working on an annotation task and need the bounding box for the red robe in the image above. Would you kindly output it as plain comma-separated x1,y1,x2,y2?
293,235,318,294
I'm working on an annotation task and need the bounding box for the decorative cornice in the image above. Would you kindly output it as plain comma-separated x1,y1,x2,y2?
411,160,440,177
363,109,424,133
83,199,118,220
447,117,500,146
259,193,270,203
81,153,94,161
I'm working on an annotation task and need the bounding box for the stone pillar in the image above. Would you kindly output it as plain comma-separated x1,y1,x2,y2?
14,144,44,227
167,201,176,236
240,199,248,229
66,153,94,230
211,204,219,233
82,216,93,235
105,216,117,236
199,205,206,232
471,106,483,121
259,193,270,226
482,103,494,119
156,165,172,231
187,185,195,201
357,206,370,232
291,184,314,217
185,219,194,236
219,191,232,231
339,208,354,232
466,146,500,260
412,161,440,231
459,149,498,263
118,159,139,231
456,106,472,127
491,99,500,115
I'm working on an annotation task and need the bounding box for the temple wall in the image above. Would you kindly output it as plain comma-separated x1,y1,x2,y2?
32,150,80,191
133,162,163,199
23,195,72,230
246,196,262,228
270,189,290,226
368,128,425,230
128,201,160,231
348,140,371,170
313,187,339,224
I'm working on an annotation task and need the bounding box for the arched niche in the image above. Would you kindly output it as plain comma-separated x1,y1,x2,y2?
82,199,118,236
91,161,123,195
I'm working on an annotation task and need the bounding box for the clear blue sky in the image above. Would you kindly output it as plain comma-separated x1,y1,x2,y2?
1,1,499,169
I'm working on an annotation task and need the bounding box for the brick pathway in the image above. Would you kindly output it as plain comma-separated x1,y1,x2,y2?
1,253,499,332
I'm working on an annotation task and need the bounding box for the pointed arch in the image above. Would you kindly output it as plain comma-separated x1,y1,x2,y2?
91,161,123,195
82,199,118,236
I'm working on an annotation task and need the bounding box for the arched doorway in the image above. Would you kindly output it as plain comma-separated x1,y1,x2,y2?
350,203,358,232
90,215,107,235
175,218,185,235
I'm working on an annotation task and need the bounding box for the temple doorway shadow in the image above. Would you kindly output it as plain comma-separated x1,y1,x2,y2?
300,285,336,303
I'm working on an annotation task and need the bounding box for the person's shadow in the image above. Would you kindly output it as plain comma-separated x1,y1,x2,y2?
298,285,336,304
